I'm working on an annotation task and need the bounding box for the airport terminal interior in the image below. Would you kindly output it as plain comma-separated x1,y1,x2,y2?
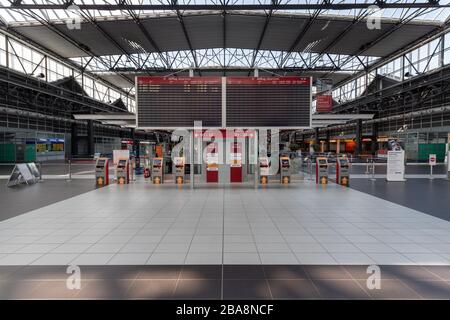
1,0,450,301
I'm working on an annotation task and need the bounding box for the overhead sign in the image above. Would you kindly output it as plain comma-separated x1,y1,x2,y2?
315,78,333,113
316,95,333,113
387,150,406,182
226,76,311,128
136,76,312,129
136,76,222,129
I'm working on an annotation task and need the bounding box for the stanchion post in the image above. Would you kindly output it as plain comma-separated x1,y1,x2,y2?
67,159,72,181
430,163,434,180
190,130,194,190
38,162,42,181
370,159,376,181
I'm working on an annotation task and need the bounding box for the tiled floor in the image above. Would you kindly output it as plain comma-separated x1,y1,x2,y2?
0,180,450,266
0,265,449,299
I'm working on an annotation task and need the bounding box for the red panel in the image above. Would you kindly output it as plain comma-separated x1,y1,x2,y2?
226,76,311,85
105,160,109,185
230,142,242,183
137,76,221,85
206,171,218,183
230,167,242,183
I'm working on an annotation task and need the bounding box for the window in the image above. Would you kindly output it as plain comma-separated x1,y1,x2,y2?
0,33,5,67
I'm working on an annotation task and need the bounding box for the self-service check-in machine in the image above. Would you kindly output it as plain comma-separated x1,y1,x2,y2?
174,157,185,184
336,156,350,186
259,157,270,184
206,142,219,183
316,157,328,185
280,156,291,184
230,142,243,183
152,157,164,184
95,157,109,186
116,158,130,184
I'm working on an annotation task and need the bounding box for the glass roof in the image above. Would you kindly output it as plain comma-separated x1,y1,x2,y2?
0,0,449,24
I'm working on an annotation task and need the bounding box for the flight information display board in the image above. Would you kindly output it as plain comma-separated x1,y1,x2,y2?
136,76,222,128
226,77,311,128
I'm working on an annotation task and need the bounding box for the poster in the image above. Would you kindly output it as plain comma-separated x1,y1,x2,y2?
387,150,406,182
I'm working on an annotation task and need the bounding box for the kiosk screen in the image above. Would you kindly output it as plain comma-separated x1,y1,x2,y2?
153,159,162,167
118,160,127,168
318,159,327,165
96,160,105,168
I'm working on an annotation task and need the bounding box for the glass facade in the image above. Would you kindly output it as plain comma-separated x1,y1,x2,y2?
332,31,450,103
0,30,134,112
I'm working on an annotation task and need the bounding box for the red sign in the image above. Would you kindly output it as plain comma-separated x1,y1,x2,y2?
137,76,222,85
227,76,311,85
429,154,437,166
194,130,256,139
316,94,333,113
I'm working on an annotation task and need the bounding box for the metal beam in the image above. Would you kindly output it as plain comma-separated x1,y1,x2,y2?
280,8,322,67
77,9,141,70
324,7,433,79
250,0,278,70
9,7,135,87
124,8,170,68
309,9,370,67
1,3,448,10
172,0,200,72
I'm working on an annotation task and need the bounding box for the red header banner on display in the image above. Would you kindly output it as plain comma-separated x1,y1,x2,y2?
194,130,256,139
137,76,222,85
226,76,311,85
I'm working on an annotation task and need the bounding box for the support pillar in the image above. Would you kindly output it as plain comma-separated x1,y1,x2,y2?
371,122,379,155
355,119,362,156
71,123,78,158
86,120,94,158
314,127,320,148
325,130,330,152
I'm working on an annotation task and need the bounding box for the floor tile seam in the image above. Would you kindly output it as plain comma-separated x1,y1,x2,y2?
144,196,193,266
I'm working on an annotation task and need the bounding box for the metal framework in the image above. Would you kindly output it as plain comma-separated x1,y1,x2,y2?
1,2,449,11
0,0,448,90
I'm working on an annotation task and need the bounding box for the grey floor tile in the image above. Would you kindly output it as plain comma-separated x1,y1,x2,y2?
268,279,320,299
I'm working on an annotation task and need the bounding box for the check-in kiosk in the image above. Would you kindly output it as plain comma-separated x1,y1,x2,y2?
206,142,219,183
116,158,130,184
280,156,291,184
336,156,349,186
95,157,109,186
174,157,185,184
259,157,270,184
316,157,328,185
152,157,164,184
230,142,243,183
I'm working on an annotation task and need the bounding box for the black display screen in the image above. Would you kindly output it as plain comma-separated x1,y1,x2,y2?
226,77,311,128
96,160,105,168
137,77,222,128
